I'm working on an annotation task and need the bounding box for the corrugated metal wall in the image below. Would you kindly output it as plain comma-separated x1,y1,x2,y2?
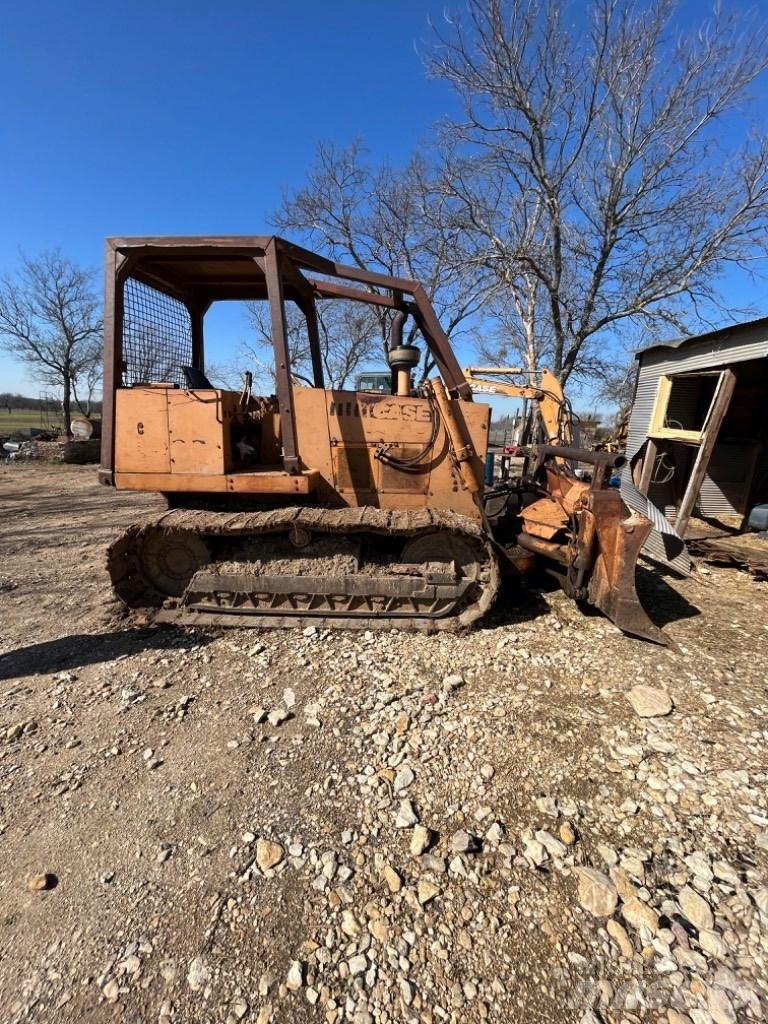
622,325,768,569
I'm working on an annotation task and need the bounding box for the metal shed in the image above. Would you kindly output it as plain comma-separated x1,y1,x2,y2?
621,316,768,570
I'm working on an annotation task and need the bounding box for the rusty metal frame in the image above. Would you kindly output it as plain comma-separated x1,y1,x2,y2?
100,235,475,480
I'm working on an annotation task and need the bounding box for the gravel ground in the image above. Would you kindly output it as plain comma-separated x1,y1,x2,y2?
0,464,766,1024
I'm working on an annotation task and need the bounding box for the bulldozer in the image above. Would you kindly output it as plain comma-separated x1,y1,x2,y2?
99,235,666,643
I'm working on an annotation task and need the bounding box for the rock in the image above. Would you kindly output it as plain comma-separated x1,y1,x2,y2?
251,707,267,724
341,910,361,938
606,919,634,958
708,987,737,1024
118,954,141,976
400,980,415,1005
417,879,440,905
25,872,57,891
395,799,419,828
187,958,210,992
627,685,673,718
442,674,464,691
559,822,577,846
282,688,296,708
485,821,505,846
712,860,739,886
230,998,249,1020
102,978,119,1001
394,765,415,791
522,838,547,867
348,954,367,977
753,887,768,915
267,708,289,727
667,1012,693,1024
450,829,480,854
256,839,284,873
699,929,727,957
421,854,447,874
383,866,402,893
574,868,618,917
410,825,434,857
621,897,659,934
535,829,567,858
678,885,714,932
286,960,304,992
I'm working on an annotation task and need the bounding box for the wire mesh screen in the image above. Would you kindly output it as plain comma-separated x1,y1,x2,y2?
122,278,193,386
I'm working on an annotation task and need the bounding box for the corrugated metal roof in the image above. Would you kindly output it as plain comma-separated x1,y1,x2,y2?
636,314,768,359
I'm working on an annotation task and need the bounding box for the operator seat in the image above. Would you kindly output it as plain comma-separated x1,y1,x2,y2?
181,366,214,389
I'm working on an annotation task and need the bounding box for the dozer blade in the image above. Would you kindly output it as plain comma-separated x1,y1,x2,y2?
586,491,669,646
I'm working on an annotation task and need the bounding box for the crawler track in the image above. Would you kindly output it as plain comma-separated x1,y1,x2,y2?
108,506,500,632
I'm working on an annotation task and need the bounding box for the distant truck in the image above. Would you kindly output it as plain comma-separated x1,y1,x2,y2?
355,371,391,393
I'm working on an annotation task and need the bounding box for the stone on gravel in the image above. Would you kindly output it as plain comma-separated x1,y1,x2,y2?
341,910,361,938
559,822,577,846
574,868,619,917
450,829,480,854
417,879,440,905
230,998,248,1020
187,958,210,992
383,866,402,893
523,838,547,867
394,765,415,791
699,929,727,957
621,896,659,934
267,708,289,727
627,685,673,717
606,919,634,958
255,839,284,873
442,674,464,691
102,978,119,1001
348,954,367,977
395,799,419,828
678,885,714,932
286,960,304,992
25,872,57,891
410,824,433,856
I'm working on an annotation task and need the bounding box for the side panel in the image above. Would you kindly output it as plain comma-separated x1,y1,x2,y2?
291,386,490,519
115,389,170,473
167,390,227,475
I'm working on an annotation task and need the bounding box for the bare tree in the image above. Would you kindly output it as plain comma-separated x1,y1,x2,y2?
272,141,492,375
0,251,102,435
426,0,768,384
245,298,382,389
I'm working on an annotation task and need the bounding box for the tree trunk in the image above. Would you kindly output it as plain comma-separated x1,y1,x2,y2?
62,377,72,437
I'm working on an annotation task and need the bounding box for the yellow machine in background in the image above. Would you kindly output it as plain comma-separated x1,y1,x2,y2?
463,366,572,447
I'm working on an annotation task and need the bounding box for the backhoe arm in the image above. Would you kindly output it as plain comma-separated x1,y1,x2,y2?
463,367,571,446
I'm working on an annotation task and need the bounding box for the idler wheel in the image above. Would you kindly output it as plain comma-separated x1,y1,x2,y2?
138,530,210,597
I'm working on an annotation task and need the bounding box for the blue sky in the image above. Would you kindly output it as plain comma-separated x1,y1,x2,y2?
1,0,767,415
0,0,459,392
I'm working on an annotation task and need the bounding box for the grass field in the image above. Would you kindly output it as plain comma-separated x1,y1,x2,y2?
0,408,63,436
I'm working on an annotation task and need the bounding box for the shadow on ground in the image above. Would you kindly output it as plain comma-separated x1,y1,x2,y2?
485,563,700,638
0,627,212,681
634,565,700,627
478,576,554,630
